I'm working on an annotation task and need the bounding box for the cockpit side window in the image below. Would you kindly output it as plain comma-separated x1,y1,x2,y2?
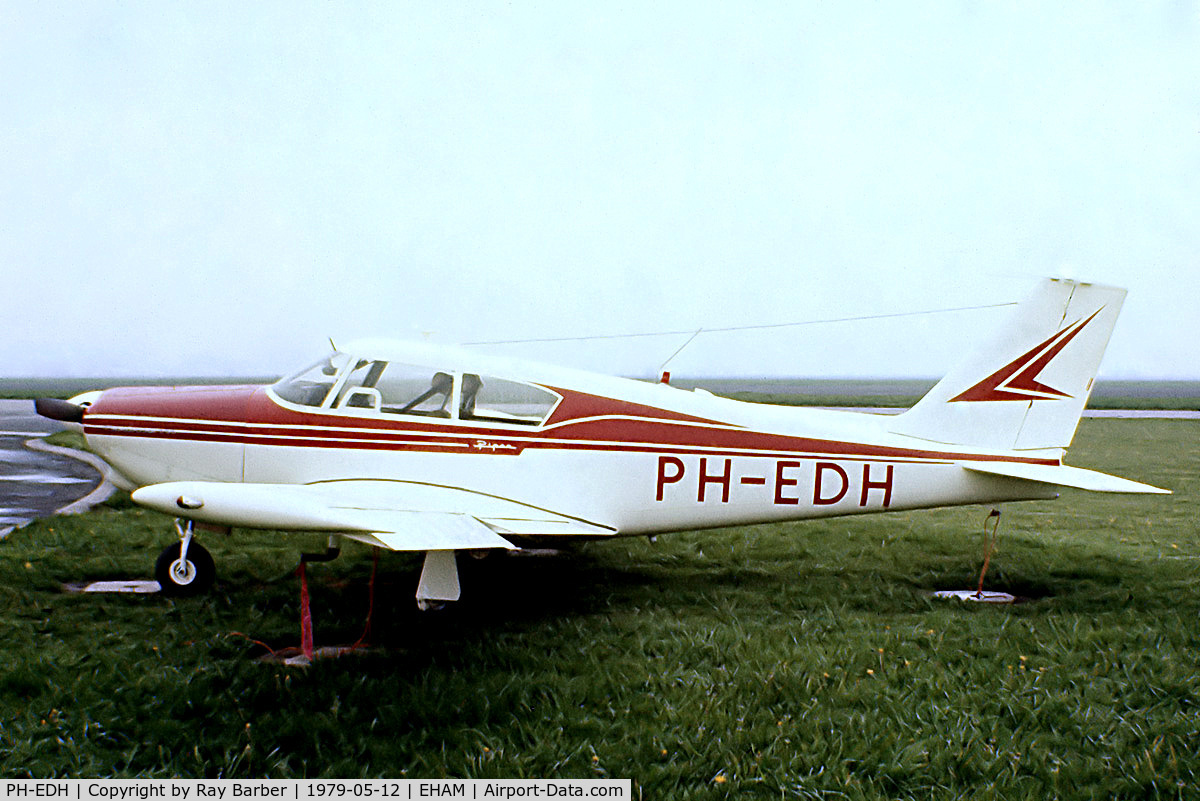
272,353,351,407
333,359,387,409
334,360,456,418
460,375,557,426
384,367,455,417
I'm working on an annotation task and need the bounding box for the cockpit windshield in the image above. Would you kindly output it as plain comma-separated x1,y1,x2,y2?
271,350,559,425
272,352,351,407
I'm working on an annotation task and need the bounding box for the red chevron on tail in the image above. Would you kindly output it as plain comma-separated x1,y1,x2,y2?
950,308,1104,403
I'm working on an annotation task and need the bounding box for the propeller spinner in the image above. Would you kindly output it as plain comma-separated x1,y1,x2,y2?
34,397,85,423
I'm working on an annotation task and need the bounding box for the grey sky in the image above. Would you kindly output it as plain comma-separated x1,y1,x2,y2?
4,2,1198,380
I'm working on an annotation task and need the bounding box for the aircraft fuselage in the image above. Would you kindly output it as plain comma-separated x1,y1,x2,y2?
81,379,1058,540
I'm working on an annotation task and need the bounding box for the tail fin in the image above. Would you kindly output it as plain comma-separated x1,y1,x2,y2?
889,278,1125,452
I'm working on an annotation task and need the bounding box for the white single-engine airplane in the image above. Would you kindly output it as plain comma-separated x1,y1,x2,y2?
37,278,1167,608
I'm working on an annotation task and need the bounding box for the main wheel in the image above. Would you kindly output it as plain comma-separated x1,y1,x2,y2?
155,541,215,596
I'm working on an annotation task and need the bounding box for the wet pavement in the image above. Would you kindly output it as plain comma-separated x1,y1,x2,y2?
0,400,105,538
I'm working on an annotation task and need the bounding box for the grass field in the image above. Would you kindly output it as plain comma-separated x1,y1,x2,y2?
689,379,1200,411
0,419,1196,797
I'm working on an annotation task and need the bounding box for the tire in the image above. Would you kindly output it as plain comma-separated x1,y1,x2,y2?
155,541,215,596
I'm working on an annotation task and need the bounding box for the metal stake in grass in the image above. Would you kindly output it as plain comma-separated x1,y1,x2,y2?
933,508,1017,604
976,509,1001,596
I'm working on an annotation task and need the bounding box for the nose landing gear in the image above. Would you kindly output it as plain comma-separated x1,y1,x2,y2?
155,519,215,596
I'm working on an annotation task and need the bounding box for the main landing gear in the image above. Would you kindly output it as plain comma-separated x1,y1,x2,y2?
151,519,462,619
155,519,215,596
149,521,469,663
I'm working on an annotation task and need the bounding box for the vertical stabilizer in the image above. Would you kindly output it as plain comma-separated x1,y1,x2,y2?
889,279,1126,452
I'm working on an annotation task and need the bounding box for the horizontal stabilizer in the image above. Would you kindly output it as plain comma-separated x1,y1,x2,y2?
961,462,1169,494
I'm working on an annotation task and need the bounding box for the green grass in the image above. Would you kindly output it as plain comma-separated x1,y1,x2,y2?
0,420,1196,797
702,380,1200,410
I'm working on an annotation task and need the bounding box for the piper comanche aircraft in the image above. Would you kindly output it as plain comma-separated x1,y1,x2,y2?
37,278,1167,608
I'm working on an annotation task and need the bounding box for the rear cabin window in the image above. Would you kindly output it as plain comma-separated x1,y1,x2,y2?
460,375,557,426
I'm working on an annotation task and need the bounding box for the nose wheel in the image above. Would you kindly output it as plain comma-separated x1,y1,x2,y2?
155,519,215,596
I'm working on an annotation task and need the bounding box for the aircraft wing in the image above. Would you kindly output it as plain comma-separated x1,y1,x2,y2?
961,462,1170,494
131,480,615,551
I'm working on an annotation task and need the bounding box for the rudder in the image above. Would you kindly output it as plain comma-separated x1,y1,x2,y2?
889,278,1126,452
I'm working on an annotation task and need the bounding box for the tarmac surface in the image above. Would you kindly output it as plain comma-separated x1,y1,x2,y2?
0,400,105,538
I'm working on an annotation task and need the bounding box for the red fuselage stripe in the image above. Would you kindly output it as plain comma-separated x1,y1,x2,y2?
83,415,1060,466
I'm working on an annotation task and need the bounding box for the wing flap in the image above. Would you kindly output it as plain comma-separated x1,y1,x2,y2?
365,512,517,551
961,462,1169,494
480,518,614,537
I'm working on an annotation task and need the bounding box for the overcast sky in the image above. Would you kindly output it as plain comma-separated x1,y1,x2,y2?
4,2,1198,380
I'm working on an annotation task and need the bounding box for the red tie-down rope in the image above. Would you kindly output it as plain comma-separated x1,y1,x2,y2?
298,561,314,661
352,548,380,649
226,564,322,661
298,547,378,661
232,547,380,663
975,509,1002,598
298,549,378,659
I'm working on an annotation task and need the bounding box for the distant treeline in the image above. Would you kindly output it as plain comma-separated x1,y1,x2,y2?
671,378,1200,410
0,377,279,400
2,376,1197,409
